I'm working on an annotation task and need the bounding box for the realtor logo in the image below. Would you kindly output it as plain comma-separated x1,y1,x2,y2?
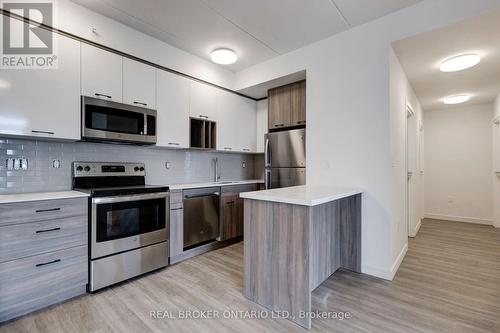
1,1,57,69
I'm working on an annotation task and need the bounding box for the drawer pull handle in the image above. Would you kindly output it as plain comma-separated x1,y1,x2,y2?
224,147,232,150
32,130,55,135
35,227,61,234
298,120,306,124
35,208,61,213
168,142,180,146
275,124,284,127
95,93,112,99
226,201,235,204
199,115,209,119
35,259,61,267
133,101,147,106
243,148,250,151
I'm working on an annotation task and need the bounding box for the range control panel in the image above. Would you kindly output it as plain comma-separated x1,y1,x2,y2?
73,162,145,177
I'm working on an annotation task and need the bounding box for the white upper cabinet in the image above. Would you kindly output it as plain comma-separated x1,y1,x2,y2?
81,43,123,102
123,58,156,109
216,91,257,153
216,90,239,152
0,35,81,140
156,70,190,148
237,97,257,152
256,99,268,153
189,80,218,120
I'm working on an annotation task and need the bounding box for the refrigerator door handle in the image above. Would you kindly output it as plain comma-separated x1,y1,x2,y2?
265,137,271,168
265,169,271,190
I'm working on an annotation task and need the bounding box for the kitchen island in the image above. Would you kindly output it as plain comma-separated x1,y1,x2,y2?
240,186,362,329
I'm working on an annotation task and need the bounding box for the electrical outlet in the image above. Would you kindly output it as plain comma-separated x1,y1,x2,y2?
6,158,28,171
165,162,171,170
242,162,246,168
52,159,61,169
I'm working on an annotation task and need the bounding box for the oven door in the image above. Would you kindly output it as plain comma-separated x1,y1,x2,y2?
91,192,169,259
82,96,157,144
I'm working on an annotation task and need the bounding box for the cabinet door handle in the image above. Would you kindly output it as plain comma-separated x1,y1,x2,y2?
168,142,180,146
95,93,112,99
274,124,284,127
35,207,61,213
297,120,306,124
35,227,61,234
199,115,209,119
224,147,232,150
32,130,55,135
35,259,61,267
243,148,250,151
226,201,235,204
133,101,147,106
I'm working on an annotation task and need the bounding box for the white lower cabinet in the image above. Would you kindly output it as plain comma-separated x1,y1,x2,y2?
0,35,81,140
156,70,190,148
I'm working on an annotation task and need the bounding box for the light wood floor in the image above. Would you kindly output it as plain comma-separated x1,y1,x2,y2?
1,219,499,333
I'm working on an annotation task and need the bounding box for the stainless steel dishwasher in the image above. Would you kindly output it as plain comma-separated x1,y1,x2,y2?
183,187,220,249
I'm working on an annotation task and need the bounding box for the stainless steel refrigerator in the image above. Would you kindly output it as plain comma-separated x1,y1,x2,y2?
265,128,306,189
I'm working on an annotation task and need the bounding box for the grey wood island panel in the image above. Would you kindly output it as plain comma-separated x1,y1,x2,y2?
242,186,362,329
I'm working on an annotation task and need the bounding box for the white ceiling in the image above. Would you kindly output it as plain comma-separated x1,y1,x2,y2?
392,9,500,111
71,0,422,72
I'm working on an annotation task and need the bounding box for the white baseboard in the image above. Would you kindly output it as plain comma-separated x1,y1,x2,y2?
361,243,408,281
424,213,493,226
409,219,421,238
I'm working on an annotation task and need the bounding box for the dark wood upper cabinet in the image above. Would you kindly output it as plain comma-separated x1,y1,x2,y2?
268,80,306,130
291,80,306,126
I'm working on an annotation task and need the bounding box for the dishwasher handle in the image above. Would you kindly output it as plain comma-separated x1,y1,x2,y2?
184,192,220,199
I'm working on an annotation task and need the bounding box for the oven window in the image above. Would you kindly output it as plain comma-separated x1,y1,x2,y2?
85,104,144,135
96,198,166,242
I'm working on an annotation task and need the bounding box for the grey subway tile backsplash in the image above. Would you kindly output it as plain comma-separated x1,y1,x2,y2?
0,137,262,194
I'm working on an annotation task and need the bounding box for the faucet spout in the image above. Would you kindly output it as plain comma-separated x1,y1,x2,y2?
214,157,219,182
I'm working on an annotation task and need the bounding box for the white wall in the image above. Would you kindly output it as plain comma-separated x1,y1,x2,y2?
47,0,235,88
493,93,500,228
234,0,500,279
389,48,425,262
424,104,493,225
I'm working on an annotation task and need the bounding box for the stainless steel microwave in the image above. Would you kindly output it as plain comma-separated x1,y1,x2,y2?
81,96,157,145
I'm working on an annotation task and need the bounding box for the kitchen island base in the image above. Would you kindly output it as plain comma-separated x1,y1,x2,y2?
243,193,361,329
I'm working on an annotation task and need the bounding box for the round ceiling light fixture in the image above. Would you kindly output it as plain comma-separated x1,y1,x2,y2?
210,48,238,65
443,94,471,105
440,54,481,72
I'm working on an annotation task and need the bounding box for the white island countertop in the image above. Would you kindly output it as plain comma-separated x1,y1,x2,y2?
240,185,362,206
0,190,90,204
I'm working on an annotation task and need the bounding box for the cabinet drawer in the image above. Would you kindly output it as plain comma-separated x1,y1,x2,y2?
0,198,87,226
0,216,87,263
221,183,259,196
0,245,88,323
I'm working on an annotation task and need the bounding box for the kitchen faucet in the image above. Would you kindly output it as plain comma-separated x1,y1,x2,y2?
214,157,220,182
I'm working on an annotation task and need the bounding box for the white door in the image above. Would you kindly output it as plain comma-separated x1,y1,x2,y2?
0,35,81,140
407,105,417,237
189,81,218,120
123,58,156,108
81,43,123,102
156,70,190,148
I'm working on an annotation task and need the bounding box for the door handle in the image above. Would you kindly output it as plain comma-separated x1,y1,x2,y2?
133,101,147,106
32,130,55,135
35,207,61,213
35,259,61,267
35,227,61,234
265,138,271,167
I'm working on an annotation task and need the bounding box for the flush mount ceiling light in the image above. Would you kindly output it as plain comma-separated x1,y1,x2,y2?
440,54,481,72
210,48,238,65
443,94,471,105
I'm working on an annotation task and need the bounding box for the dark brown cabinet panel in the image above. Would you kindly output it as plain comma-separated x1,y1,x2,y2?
219,183,259,241
220,194,243,241
268,80,306,130
291,80,306,126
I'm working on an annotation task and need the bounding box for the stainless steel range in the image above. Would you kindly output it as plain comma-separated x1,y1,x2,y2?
72,162,169,292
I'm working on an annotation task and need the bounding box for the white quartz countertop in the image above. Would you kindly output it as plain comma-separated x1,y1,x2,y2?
0,190,90,204
165,179,263,191
239,185,362,206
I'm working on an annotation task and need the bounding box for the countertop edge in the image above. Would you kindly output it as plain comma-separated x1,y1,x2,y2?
240,188,363,206
166,180,264,191
0,191,90,204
